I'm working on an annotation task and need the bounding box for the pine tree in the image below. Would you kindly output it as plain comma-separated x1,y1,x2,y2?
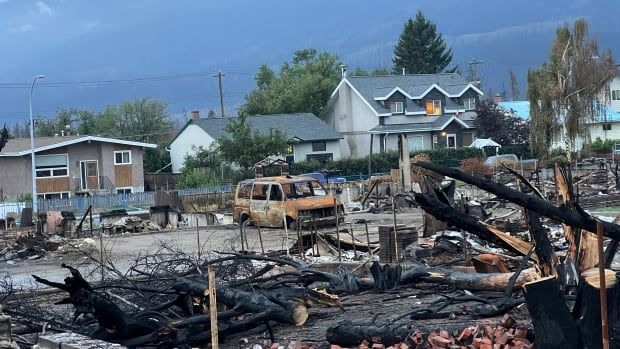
393,11,453,74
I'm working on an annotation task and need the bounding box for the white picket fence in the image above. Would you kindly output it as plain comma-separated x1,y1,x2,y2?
0,202,27,220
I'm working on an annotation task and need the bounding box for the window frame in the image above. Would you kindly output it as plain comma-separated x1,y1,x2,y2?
38,191,70,200
311,141,327,152
463,97,476,110
390,101,404,114
114,150,132,165
116,187,133,195
612,90,620,101
35,154,69,178
426,100,442,115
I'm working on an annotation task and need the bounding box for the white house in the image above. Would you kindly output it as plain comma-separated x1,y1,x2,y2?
323,73,484,158
169,112,343,173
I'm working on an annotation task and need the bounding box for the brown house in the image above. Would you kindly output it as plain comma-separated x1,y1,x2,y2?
0,135,157,200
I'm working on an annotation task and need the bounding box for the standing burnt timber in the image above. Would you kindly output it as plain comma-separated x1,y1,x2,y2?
415,161,620,347
413,161,620,240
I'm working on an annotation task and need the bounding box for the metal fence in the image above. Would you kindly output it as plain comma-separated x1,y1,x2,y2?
0,184,236,219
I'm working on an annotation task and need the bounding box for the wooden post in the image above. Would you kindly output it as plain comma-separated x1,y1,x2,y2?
597,220,610,349
282,213,290,257
207,266,219,349
99,227,104,283
391,196,399,264
334,198,342,262
196,218,201,263
349,222,357,259
89,206,93,237
364,221,373,257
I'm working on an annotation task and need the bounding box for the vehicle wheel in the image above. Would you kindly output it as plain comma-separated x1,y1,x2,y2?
240,214,250,225
286,217,297,230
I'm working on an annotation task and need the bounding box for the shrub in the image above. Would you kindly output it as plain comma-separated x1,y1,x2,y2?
459,158,492,178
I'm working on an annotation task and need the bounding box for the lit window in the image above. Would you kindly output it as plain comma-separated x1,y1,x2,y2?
463,97,476,110
426,100,442,115
390,101,404,114
114,150,131,165
286,145,294,154
35,154,69,178
612,90,620,101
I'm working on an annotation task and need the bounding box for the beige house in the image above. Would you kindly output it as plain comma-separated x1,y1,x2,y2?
0,135,156,200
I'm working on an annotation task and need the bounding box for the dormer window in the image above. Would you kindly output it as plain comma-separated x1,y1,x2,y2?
390,101,404,114
426,100,442,115
464,97,476,110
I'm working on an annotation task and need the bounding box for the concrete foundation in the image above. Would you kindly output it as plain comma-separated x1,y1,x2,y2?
37,332,126,349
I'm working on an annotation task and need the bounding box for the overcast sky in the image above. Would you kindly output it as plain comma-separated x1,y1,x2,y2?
1,0,618,126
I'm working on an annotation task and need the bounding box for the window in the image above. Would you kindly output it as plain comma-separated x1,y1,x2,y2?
38,192,70,200
306,153,333,163
269,185,283,201
447,134,457,149
425,100,442,115
612,90,620,100
116,188,132,194
286,145,294,154
311,141,326,152
251,183,268,201
114,150,131,165
390,101,404,114
603,123,612,131
237,182,253,199
35,154,68,178
463,97,476,110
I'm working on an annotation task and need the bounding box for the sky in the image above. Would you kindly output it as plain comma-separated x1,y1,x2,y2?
1,0,619,128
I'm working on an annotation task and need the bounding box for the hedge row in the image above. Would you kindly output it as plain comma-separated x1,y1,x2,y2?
289,148,484,176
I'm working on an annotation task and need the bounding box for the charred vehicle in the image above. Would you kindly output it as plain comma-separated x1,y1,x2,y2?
233,176,344,228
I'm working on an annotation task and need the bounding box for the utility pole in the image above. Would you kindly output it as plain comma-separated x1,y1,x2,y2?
468,59,483,88
212,71,225,117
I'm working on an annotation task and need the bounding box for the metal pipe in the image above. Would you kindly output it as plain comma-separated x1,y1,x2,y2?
29,75,44,214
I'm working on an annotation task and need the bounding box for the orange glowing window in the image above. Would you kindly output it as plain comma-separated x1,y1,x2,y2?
425,100,442,115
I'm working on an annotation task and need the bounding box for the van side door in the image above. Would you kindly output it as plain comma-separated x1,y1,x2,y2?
250,182,269,226
267,183,285,226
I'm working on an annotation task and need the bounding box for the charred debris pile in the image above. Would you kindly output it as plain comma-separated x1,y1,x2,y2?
2,162,620,348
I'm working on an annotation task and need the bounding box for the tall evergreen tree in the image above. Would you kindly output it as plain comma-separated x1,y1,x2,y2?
392,11,453,74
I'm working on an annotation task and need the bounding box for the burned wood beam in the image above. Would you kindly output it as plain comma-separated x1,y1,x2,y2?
413,193,536,259
413,161,620,240
527,211,559,277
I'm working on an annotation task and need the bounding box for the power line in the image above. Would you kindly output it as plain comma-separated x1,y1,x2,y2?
0,70,255,89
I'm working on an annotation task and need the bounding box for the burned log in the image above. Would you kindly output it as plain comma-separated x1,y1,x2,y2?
527,211,559,277
413,161,620,240
414,193,536,259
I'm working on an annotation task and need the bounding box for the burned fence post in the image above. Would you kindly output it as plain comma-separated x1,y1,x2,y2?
334,197,342,262
208,266,219,349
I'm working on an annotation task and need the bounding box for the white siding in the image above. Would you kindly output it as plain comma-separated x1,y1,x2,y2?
169,125,215,173
610,77,620,113
326,81,380,158
292,140,341,162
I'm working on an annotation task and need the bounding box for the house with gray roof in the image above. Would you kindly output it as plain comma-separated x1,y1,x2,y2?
324,73,483,157
169,112,343,173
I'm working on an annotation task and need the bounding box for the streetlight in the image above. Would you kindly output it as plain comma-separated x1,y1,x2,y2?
29,74,44,215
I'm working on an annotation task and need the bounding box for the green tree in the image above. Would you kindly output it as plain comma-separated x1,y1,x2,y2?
239,49,342,118
393,11,453,74
352,67,392,76
216,116,288,171
528,19,616,160
475,101,530,146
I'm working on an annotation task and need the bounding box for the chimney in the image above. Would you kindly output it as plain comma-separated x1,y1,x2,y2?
493,93,503,105
191,110,200,120
340,64,347,78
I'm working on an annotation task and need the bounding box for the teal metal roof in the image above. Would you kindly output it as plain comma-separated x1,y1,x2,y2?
498,101,530,120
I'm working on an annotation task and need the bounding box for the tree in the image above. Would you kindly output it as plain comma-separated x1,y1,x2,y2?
509,70,520,101
216,116,288,172
528,19,616,160
475,101,530,146
392,11,453,74
239,49,342,118
352,67,392,76
177,146,223,188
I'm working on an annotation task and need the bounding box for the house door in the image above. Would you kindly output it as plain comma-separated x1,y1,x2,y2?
80,160,99,190
447,134,457,149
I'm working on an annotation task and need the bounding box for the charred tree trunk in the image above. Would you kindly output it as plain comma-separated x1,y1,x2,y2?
414,193,536,259
523,276,582,349
527,211,559,277
413,161,620,240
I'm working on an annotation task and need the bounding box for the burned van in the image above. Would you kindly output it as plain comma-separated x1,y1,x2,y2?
233,176,344,228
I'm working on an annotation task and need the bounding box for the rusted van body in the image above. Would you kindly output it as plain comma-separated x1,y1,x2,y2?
233,176,344,228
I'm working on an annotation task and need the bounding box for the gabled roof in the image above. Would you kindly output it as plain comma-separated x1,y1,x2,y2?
330,73,483,116
0,135,157,157
170,113,342,146
368,115,472,134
